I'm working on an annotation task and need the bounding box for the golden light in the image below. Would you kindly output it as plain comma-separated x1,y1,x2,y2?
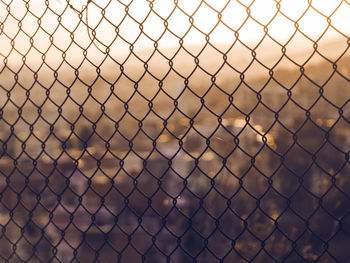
0,0,349,65
79,0,349,44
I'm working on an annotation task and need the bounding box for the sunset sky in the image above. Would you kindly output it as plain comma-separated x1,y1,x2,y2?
0,0,349,66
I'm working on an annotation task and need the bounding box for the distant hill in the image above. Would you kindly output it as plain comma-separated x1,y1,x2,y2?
0,35,348,116
97,36,348,79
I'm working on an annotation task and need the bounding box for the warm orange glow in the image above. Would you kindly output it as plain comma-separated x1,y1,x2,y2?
0,0,349,64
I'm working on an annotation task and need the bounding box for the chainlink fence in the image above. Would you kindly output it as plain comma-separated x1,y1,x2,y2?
0,0,350,262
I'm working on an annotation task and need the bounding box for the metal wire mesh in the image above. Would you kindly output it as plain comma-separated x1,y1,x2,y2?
0,0,350,262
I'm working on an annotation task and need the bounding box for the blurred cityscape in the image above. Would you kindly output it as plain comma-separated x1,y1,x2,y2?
0,44,350,262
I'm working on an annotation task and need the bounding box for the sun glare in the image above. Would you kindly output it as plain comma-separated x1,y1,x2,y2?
0,0,349,63
73,0,349,44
